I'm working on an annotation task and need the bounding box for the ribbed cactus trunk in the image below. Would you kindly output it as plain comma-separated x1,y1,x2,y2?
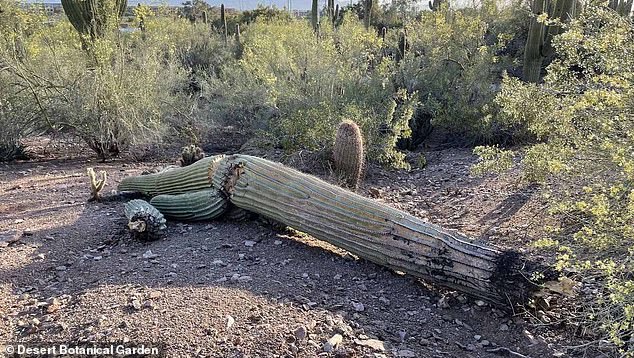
364,0,373,30
118,154,540,304
61,0,127,41
221,4,228,44
523,0,547,83
311,0,319,34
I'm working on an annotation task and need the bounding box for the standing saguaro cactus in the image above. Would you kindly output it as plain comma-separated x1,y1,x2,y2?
364,0,373,30
61,0,127,41
523,0,578,83
397,29,408,62
311,0,319,33
608,0,633,16
220,4,228,44
428,0,447,11
333,120,365,191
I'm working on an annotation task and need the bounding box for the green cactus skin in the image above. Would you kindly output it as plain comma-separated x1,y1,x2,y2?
202,10,208,24
609,0,633,16
150,189,227,221
118,155,225,196
311,0,319,33
207,155,528,303
124,199,167,241
428,0,447,11
224,204,251,221
61,0,127,40
333,120,364,191
397,29,407,62
364,0,373,30
523,0,578,83
221,4,228,44
87,167,107,201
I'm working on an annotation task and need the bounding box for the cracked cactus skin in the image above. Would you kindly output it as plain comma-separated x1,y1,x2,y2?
211,155,518,303
150,189,227,221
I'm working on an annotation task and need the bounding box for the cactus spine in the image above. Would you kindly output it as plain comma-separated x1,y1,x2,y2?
333,120,364,191
61,0,127,40
180,144,206,167
150,189,227,221
87,167,107,201
124,199,167,241
220,4,227,44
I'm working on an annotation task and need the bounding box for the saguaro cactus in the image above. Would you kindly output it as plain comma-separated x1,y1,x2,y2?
124,199,167,241
608,0,633,16
364,0,373,30
428,0,447,11
523,0,578,83
220,4,228,44
150,189,227,221
333,120,364,191
118,154,543,304
61,0,128,40
311,0,319,33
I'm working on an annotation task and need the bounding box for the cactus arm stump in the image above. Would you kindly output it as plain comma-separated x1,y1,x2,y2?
124,200,167,241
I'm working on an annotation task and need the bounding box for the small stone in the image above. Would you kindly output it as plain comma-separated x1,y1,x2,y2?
398,331,407,342
334,274,342,280
352,302,365,312
499,324,509,331
481,340,490,346
466,344,476,351
475,300,486,307
226,315,235,329
474,335,481,341
437,296,450,309
55,266,67,271
47,298,61,313
274,240,282,245
302,273,309,278
148,291,162,299
237,275,252,282
131,299,142,310
142,250,158,259
397,349,416,357
323,334,343,352
244,240,257,247
354,338,385,351
294,326,307,341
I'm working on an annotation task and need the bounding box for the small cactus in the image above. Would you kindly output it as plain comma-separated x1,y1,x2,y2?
87,167,107,201
202,10,208,24
333,120,365,191
180,144,205,167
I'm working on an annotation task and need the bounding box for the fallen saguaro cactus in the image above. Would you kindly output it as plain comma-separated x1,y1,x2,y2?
124,200,167,241
150,189,227,221
118,154,543,304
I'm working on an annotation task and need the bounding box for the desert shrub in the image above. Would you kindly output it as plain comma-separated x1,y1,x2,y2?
474,6,634,352
202,15,416,168
396,1,529,145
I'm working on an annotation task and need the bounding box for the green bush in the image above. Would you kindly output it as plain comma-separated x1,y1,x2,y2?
200,15,416,168
476,6,634,352
396,2,529,145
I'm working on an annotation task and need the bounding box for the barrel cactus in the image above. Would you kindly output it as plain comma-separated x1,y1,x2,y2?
124,199,167,241
180,144,205,167
333,120,364,191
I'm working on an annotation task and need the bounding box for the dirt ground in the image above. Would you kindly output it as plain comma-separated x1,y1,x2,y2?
0,137,597,357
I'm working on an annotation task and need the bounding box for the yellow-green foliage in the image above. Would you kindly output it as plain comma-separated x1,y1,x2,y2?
477,6,634,351
221,15,415,168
